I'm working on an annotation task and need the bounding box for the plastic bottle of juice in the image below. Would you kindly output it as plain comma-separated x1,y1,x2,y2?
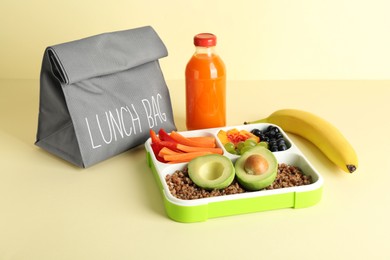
185,33,226,130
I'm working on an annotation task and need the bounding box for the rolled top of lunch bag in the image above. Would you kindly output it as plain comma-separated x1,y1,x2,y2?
47,26,168,85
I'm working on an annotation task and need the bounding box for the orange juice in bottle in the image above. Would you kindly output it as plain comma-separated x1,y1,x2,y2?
185,33,226,130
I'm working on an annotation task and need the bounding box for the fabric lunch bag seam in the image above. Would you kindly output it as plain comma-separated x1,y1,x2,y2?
38,120,74,142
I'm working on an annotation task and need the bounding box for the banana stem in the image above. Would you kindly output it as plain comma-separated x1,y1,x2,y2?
347,164,357,173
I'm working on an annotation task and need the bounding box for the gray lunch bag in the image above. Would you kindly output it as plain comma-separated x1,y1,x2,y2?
35,26,176,168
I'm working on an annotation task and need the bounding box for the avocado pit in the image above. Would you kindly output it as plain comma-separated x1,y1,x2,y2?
234,146,278,191
244,154,269,175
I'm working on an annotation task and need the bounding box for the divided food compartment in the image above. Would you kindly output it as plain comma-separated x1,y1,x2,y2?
145,123,323,223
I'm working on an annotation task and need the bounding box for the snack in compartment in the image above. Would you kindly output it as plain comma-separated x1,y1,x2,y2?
145,124,323,223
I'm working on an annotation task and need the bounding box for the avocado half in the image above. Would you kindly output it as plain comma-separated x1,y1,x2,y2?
235,146,278,191
188,154,235,190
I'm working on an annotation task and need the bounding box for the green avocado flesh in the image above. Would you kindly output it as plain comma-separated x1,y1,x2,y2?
188,154,235,190
235,146,278,191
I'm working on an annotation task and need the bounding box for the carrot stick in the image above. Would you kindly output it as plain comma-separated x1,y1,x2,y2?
163,151,212,163
187,136,216,147
158,147,182,157
176,144,223,154
149,129,160,143
170,131,216,148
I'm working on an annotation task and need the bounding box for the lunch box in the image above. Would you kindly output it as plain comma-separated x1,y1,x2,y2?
145,123,323,222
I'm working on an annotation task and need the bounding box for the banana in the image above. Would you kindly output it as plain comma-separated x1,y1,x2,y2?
244,109,358,173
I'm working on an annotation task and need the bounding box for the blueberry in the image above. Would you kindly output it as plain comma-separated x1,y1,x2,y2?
270,145,278,152
275,133,283,139
277,138,285,146
268,129,276,137
279,144,287,151
251,128,262,137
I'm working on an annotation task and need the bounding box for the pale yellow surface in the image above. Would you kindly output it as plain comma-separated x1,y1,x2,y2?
1,0,390,258
1,0,390,80
1,79,389,260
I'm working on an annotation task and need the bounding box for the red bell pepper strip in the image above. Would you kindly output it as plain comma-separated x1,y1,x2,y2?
150,142,166,163
159,141,180,152
158,128,177,143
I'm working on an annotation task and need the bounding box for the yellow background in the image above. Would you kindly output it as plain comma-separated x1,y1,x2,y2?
1,0,390,80
2,79,390,260
2,1,390,259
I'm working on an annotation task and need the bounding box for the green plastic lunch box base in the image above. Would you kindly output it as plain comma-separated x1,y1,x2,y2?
145,124,324,223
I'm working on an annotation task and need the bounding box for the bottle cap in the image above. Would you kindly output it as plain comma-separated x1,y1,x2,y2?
194,33,217,47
